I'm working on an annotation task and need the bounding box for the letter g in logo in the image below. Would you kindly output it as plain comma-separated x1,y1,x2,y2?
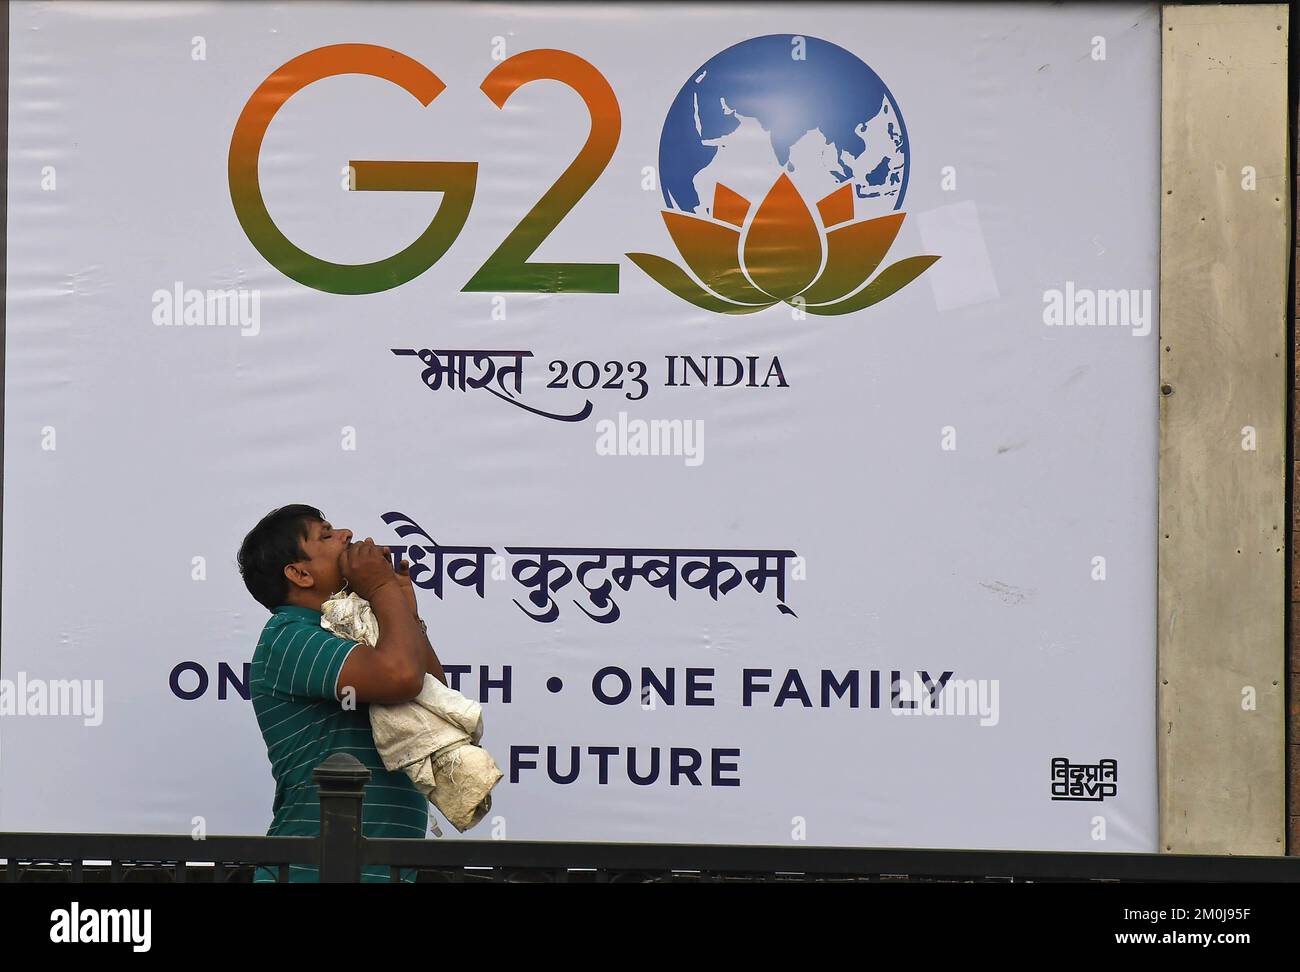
228,44,477,295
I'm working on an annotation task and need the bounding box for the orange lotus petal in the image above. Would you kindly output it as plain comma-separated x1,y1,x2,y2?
626,252,775,314
816,185,854,228
799,212,905,306
713,184,750,227
662,212,771,305
803,255,940,316
742,173,822,300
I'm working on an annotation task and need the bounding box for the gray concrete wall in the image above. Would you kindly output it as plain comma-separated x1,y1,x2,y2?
1159,3,1290,855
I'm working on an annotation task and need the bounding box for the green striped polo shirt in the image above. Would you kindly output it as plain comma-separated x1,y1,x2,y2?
250,603,429,883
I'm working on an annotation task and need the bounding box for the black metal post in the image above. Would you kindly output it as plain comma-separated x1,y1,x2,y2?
313,753,370,883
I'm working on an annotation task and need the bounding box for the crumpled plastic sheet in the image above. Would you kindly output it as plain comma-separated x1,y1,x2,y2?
320,591,504,833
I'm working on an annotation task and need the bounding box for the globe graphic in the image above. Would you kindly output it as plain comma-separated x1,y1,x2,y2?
659,34,909,223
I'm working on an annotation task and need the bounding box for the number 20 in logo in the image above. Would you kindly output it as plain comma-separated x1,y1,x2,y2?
228,43,620,296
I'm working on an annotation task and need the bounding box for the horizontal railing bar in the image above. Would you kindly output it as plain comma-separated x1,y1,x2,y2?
4,832,1298,882
360,839,1300,883
0,834,316,865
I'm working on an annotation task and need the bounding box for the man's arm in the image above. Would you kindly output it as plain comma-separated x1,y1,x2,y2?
334,541,427,703
393,555,446,685
418,618,446,685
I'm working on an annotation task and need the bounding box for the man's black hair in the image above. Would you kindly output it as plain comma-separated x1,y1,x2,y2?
237,504,325,612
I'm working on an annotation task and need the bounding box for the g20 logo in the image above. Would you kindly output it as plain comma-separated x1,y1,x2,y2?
228,36,937,312
228,43,618,296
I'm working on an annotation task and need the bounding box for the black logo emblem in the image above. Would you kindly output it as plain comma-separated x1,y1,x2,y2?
1050,757,1117,801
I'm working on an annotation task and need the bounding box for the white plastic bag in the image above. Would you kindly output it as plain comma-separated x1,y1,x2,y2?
320,591,503,832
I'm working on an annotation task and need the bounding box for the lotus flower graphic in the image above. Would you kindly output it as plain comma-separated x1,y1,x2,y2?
627,173,938,315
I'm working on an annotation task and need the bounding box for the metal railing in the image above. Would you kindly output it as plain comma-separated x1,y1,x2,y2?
2,754,1298,883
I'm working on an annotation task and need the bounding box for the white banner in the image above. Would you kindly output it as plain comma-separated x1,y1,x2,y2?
1,1,1160,851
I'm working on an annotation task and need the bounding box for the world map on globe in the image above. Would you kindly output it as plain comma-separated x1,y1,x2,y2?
658,34,910,222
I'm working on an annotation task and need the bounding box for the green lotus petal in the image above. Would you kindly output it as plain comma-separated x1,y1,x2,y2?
661,213,771,305
798,213,904,305
803,255,940,316
627,253,775,315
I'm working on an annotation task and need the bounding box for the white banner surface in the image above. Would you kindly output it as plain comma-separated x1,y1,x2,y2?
1,1,1160,850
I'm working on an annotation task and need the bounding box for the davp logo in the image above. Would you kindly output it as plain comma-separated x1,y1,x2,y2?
629,34,939,315
229,34,937,313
